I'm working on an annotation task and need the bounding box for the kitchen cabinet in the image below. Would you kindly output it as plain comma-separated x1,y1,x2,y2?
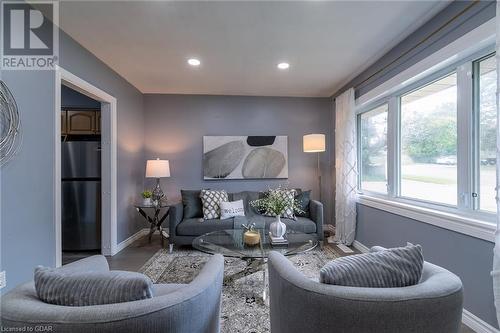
61,109,101,135
61,111,67,135
96,112,101,134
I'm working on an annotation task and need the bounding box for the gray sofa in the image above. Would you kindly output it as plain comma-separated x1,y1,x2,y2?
268,251,463,333
169,190,323,250
1,254,224,333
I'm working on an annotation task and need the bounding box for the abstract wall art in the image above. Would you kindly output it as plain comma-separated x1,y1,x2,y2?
203,136,288,179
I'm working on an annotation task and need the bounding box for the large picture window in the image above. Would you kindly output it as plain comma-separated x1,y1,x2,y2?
359,104,388,193
357,50,496,222
400,73,457,206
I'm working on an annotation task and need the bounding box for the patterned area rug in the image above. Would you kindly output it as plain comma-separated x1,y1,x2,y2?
140,247,340,333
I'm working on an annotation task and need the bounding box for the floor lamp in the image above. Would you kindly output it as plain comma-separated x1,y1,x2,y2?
303,134,326,202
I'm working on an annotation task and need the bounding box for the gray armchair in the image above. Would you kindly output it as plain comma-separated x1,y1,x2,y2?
268,251,463,333
1,254,224,333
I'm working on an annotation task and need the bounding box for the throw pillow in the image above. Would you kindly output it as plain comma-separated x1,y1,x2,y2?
181,190,203,218
320,244,424,288
232,191,261,216
295,190,311,217
220,200,246,219
34,267,154,306
200,189,229,219
264,188,296,220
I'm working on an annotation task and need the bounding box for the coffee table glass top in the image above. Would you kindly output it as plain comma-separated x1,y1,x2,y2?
192,229,318,258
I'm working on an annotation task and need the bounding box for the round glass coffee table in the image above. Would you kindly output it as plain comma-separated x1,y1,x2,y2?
192,229,318,301
192,229,318,258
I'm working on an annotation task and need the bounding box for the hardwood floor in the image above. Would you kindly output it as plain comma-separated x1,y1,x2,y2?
106,234,166,271
102,234,475,333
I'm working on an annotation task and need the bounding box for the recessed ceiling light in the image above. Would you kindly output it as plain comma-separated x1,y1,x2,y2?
187,58,201,66
277,62,290,70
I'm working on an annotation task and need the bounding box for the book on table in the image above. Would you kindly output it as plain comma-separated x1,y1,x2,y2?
269,233,288,245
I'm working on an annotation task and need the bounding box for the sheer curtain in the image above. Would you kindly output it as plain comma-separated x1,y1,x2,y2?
334,88,358,245
493,1,500,326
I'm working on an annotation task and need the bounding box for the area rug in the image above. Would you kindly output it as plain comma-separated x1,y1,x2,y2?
139,247,340,333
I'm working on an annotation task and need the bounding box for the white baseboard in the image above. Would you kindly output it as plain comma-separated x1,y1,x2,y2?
352,240,370,253
462,309,499,333
114,228,149,254
353,239,499,332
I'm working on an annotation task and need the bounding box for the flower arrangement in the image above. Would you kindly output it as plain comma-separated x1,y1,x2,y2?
141,190,152,199
250,185,304,217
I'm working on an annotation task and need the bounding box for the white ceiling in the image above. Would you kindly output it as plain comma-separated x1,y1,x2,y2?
59,1,450,97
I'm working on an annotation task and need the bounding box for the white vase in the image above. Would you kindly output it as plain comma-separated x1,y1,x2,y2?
270,215,286,238
143,198,152,206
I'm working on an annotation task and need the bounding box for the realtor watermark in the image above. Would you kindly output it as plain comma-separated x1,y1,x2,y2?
1,1,59,70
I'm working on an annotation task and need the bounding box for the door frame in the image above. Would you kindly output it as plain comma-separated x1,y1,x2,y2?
55,66,117,266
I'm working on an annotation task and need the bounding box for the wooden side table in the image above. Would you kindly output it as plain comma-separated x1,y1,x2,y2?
134,202,170,246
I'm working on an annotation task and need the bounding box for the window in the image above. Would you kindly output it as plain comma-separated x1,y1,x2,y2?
475,55,497,212
357,50,497,221
359,104,388,193
400,73,458,205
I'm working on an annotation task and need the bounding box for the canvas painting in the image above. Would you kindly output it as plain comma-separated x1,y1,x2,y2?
203,136,288,180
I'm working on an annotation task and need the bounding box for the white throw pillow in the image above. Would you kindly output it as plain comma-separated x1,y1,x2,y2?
220,200,245,219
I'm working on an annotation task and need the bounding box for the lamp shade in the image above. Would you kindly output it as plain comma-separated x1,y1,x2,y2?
146,158,170,178
303,134,326,152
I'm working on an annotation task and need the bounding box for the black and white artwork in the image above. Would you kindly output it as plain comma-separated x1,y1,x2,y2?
203,136,288,179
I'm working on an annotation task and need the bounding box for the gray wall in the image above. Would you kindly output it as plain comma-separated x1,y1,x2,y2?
59,31,146,242
0,30,145,293
62,85,101,109
143,94,334,223
1,70,57,293
356,204,496,327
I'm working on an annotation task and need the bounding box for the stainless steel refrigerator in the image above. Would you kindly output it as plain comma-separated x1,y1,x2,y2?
61,140,101,251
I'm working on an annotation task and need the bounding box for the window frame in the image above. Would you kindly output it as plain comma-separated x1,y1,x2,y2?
357,101,389,195
356,47,496,225
472,53,497,213
397,69,459,208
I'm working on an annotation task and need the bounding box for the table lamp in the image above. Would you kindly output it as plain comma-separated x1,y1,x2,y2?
146,158,170,203
303,134,326,202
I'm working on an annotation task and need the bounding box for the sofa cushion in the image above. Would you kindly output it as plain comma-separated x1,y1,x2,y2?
259,216,316,234
319,244,424,288
181,190,203,218
231,191,262,216
295,190,311,217
177,218,234,236
34,267,154,306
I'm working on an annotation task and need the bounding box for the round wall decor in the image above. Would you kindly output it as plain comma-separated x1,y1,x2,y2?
0,81,22,166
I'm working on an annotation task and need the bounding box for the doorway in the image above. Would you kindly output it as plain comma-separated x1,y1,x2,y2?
61,85,102,264
55,67,117,267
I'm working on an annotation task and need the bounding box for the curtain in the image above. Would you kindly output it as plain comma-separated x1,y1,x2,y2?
493,1,500,326
334,88,358,245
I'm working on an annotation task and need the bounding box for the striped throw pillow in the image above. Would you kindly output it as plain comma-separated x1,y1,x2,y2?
34,267,154,306
320,244,424,288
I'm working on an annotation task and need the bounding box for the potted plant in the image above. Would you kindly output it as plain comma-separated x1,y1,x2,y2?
250,186,303,238
141,190,153,206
